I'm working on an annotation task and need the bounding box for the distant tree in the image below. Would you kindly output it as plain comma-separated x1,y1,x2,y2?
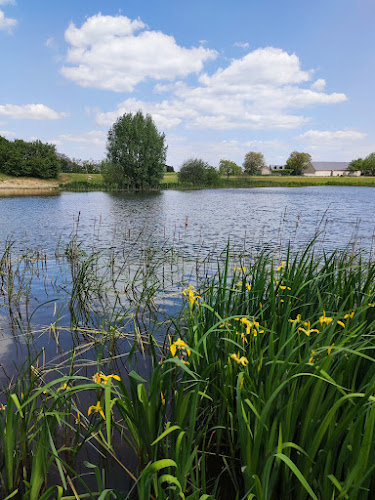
165,165,175,172
363,153,375,176
348,158,364,172
178,158,219,185
27,140,60,178
219,159,242,178
105,111,167,189
243,152,266,175
285,151,312,175
0,136,59,178
205,165,220,185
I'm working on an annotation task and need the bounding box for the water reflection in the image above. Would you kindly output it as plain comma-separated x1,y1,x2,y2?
1,187,375,257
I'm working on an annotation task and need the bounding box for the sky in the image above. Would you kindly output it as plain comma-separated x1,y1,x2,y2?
0,0,374,169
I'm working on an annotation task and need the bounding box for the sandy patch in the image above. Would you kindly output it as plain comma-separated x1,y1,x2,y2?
0,177,59,190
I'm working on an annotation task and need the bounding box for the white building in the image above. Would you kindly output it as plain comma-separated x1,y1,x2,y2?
304,162,361,177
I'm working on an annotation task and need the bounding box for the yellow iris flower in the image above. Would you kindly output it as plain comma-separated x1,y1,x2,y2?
319,311,333,326
169,337,191,357
230,352,249,366
183,285,201,308
289,314,302,324
88,401,105,419
298,321,319,336
92,372,121,385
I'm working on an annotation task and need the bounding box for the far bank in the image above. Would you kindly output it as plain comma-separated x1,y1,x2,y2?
2,171,375,193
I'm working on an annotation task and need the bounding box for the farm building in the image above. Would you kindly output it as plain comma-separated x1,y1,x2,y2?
304,162,360,177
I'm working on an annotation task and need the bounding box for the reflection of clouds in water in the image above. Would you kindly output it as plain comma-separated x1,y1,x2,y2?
1,187,375,259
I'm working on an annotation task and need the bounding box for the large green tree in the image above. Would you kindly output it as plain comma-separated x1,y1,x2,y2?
219,159,242,178
243,151,266,175
178,158,219,185
285,151,312,175
363,153,375,176
105,111,167,189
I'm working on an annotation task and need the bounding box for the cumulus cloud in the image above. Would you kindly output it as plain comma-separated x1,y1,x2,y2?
299,129,366,143
0,9,17,32
0,104,68,120
92,44,347,132
59,13,347,134
61,13,217,92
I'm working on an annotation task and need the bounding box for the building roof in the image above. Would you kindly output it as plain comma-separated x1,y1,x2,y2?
311,161,350,171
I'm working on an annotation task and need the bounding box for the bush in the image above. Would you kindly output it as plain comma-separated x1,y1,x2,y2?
178,158,219,185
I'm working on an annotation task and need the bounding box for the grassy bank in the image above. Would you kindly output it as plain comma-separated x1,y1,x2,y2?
1,172,375,193
1,240,375,499
60,172,375,191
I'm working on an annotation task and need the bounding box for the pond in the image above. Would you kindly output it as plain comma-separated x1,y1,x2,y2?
1,186,374,358
1,186,375,257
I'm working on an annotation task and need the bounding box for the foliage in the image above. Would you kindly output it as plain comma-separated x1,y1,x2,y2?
3,238,375,498
218,159,242,178
0,136,59,179
285,151,312,175
105,111,167,189
243,151,266,175
363,153,375,176
57,153,101,174
348,158,364,172
177,158,219,185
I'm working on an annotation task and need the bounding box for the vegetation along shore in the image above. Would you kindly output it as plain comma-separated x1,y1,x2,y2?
3,172,375,193
1,237,375,498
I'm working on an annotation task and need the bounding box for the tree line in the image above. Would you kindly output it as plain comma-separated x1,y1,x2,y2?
2,110,374,187
0,136,60,179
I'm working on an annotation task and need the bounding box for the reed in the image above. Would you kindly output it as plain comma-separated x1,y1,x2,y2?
1,239,375,498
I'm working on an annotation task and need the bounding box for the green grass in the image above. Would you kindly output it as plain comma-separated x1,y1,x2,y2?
163,174,375,190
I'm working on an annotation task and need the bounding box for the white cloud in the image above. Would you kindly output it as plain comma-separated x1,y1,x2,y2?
0,130,16,138
0,1,16,5
95,97,197,130
234,41,250,49
57,130,106,146
311,78,326,91
61,13,217,92
299,129,366,144
93,45,347,133
199,47,311,87
0,104,68,120
297,129,369,160
0,9,17,32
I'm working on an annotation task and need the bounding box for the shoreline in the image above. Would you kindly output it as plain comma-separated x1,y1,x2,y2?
1,173,375,193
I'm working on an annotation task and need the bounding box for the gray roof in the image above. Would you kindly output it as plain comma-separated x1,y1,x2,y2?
311,161,350,171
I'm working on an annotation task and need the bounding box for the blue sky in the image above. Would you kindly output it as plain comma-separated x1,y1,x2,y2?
0,0,374,168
